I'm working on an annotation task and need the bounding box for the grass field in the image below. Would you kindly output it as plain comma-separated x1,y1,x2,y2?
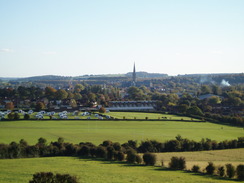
0,156,239,183
153,148,244,169
109,112,194,120
0,119,243,145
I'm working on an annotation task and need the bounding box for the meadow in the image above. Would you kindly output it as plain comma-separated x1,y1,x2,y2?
154,148,244,169
0,119,243,145
0,156,240,183
0,112,243,183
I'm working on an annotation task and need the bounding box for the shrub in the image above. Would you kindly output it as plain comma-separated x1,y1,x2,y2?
169,156,186,170
236,164,244,180
29,172,78,183
96,146,107,158
226,163,235,178
206,162,215,175
143,153,156,166
77,146,90,157
126,152,137,164
135,154,142,164
117,151,125,161
217,166,225,177
192,165,200,173
24,113,30,120
99,107,106,113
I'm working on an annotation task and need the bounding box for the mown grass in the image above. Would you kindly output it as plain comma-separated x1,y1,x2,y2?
0,119,243,145
153,148,244,169
108,112,194,120
0,156,239,183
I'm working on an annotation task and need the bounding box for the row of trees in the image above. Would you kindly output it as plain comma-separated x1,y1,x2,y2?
1,136,243,159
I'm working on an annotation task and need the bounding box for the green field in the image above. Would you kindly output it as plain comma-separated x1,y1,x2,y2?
0,112,243,183
0,119,243,145
109,112,193,120
0,156,239,183
153,148,244,169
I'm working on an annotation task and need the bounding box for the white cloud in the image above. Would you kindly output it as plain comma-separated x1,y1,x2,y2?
0,48,13,52
42,51,57,55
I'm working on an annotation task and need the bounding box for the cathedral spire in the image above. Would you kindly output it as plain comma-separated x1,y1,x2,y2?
132,62,136,86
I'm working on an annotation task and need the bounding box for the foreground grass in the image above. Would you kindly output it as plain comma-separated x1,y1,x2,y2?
0,119,243,145
154,148,244,169
0,157,239,183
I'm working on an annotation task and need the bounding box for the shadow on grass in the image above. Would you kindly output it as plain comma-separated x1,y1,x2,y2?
76,156,241,182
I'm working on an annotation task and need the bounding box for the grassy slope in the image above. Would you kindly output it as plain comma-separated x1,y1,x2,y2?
0,157,238,183
153,148,244,169
0,119,243,145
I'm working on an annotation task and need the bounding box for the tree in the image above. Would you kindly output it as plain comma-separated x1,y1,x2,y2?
35,102,45,111
226,164,235,178
143,153,156,166
24,113,30,120
45,86,57,100
236,164,244,180
55,89,68,100
74,84,85,93
206,162,215,175
201,85,212,95
5,102,14,110
186,106,203,116
127,86,146,100
99,107,106,113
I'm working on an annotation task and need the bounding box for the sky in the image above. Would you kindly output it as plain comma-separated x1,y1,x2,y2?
0,0,244,77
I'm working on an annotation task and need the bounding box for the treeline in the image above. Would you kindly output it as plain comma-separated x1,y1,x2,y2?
1,136,243,159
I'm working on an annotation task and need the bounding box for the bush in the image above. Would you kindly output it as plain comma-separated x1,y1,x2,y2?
226,163,235,178
99,107,106,113
192,165,200,173
126,152,137,164
96,146,107,158
77,146,90,157
206,162,215,175
143,153,156,166
117,151,125,161
29,172,78,183
217,166,225,177
24,113,30,120
135,154,142,164
236,164,244,180
169,156,186,170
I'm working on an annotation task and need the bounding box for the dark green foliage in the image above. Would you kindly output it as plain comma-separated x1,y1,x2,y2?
117,151,125,161
7,112,15,120
192,165,200,173
143,153,156,166
96,146,107,158
29,172,78,183
135,154,142,164
24,113,30,120
206,162,215,175
126,152,137,164
226,163,235,178
236,164,244,180
106,146,115,160
77,146,90,157
217,166,225,177
169,156,186,170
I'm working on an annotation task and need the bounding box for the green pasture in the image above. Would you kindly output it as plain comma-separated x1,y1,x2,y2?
0,119,243,145
153,148,244,170
0,156,238,183
109,112,193,120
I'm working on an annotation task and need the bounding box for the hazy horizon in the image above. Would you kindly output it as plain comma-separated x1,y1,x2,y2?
1,0,244,77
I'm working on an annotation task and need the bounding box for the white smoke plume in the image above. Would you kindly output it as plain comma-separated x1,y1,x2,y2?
221,79,230,86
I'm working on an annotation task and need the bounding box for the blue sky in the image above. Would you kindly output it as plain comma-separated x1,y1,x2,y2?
0,0,243,77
